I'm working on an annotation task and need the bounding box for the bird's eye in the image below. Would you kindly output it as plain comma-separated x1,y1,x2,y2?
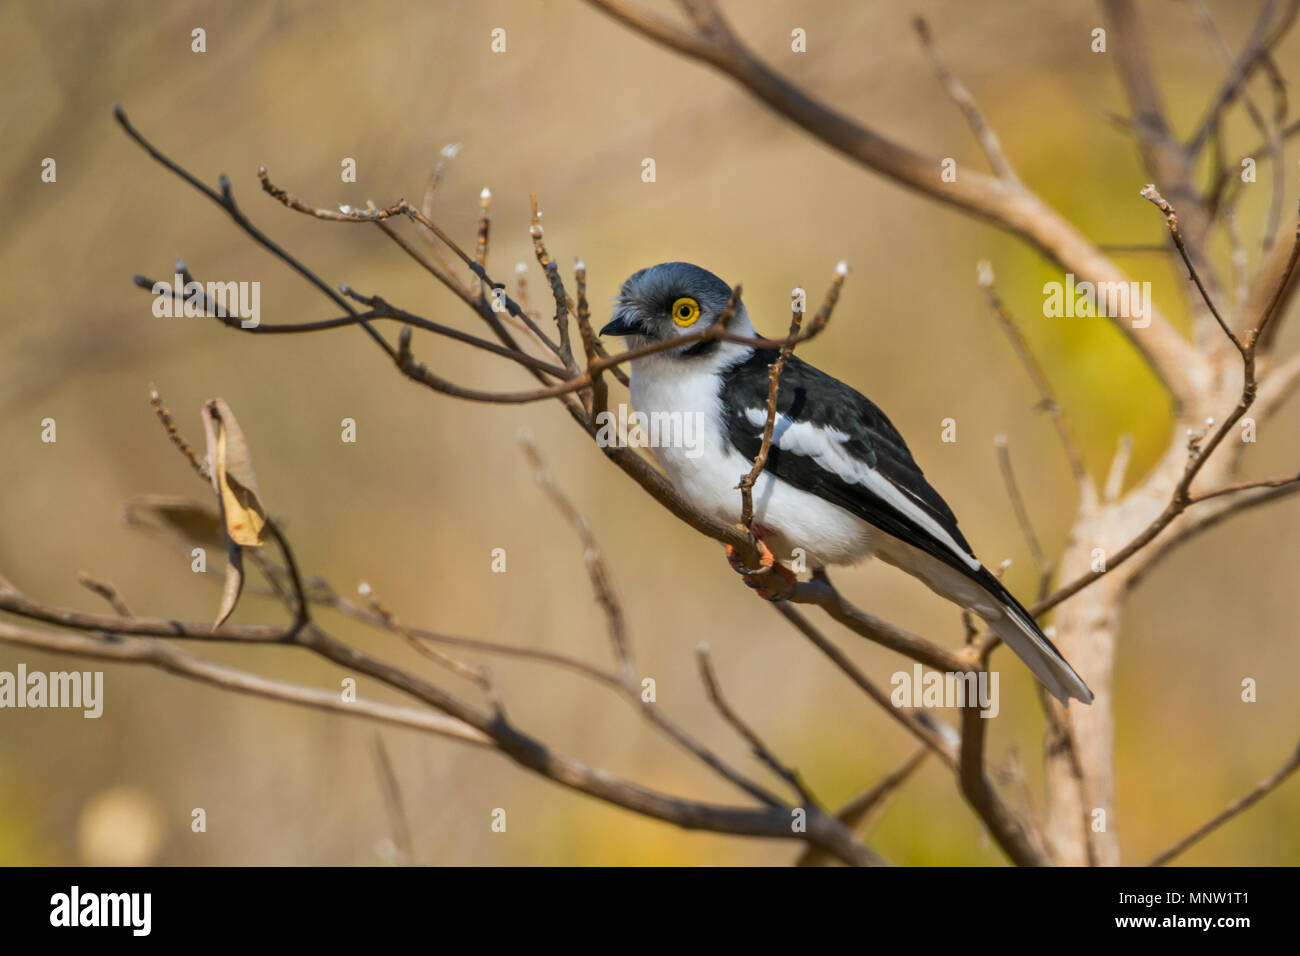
671,296,701,327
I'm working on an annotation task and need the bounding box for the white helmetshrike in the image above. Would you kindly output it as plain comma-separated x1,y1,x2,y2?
600,261,1093,705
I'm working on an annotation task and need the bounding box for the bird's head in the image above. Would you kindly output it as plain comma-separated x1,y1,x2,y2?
599,262,745,352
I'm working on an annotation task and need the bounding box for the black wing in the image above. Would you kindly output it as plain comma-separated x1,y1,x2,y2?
719,349,983,581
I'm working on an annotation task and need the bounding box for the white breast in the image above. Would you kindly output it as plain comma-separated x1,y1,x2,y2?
627,341,876,569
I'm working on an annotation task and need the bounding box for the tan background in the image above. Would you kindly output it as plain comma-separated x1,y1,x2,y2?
0,0,1296,864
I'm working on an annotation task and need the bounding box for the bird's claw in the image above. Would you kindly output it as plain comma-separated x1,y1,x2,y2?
724,541,797,602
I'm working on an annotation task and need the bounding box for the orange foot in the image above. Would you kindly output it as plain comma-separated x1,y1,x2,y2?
724,539,797,602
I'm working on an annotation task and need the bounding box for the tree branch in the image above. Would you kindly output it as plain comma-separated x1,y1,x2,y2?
1148,739,1300,866
582,0,1202,408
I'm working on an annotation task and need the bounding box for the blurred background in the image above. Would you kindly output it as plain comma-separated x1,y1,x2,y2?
1,0,1297,865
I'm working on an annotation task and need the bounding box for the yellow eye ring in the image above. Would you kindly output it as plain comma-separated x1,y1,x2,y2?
671,297,701,326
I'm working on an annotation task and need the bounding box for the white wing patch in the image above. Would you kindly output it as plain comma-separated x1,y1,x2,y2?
744,408,981,571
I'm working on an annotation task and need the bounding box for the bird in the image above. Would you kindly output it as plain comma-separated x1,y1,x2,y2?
598,261,1093,705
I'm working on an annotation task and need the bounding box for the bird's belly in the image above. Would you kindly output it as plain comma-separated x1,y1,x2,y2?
656,433,875,568
631,357,874,568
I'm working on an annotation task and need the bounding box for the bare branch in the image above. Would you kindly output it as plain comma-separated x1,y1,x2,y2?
150,385,209,480
696,643,820,809
794,747,929,866
1140,185,1240,353
791,571,967,675
1194,0,1287,255
582,0,1202,408
1005,199,1300,622
0,618,493,747
1103,434,1135,504
573,259,609,419
739,284,810,529
371,735,415,864
1189,469,1300,504
1149,739,1300,866
75,573,133,617
528,195,579,373
520,436,634,683
1186,0,1299,154
912,17,1019,184
113,106,396,360
773,602,957,767
960,694,1050,866
1247,202,1300,351
420,142,461,220
357,580,500,709
994,436,1051,584
978,264,1088,488
476,186,492,268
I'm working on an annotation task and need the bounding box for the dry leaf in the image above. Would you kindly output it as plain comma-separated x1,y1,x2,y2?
121,495,225,553
214,538,244,628
199,399,268,627
201,399,266,547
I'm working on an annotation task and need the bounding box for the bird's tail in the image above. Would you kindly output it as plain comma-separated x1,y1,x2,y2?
983,593,1093,705
870,537,1093,704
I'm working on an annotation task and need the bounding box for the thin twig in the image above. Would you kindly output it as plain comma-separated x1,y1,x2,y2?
357,580,501,711
978,263,1088,486
994,436,1052,588
1193,0,1286,254
150,385,209,479
1149,740,1300,866
696,642,820,808
75,573,133,617
1103,434,1135,504
913,17,1019,184
372,734,415,864
959,690,1050,866
773,602,956,767
794,747,929,867
520,436,634,683
1140,184,1242,352
0,618,493,746
1186,0,1298,155
738,283,811,529
529,195,578,373
573,259,609,419
475,186,491,269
